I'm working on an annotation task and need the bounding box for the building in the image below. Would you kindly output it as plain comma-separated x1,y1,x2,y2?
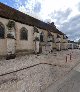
0,3,68,59
68,40,78,49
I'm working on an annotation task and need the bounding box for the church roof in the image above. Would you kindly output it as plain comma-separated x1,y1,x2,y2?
0,2,64,35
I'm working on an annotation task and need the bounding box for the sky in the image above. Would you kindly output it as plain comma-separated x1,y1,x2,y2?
0,0,80,41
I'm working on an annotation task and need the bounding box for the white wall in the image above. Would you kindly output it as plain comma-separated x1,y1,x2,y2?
0,17,35,55
15,22,34,51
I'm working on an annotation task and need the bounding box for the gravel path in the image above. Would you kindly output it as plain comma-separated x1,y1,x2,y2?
0,49,80,92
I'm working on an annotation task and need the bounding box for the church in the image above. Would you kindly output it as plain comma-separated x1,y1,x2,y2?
0,3,68,58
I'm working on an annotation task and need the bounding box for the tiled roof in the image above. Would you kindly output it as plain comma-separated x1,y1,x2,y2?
0,2,64,35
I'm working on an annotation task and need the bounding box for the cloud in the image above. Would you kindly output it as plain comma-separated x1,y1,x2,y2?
60,14,80,41
33,2,41,13
48,8,72,24
77,2,80,11
47,6,80,41
13,0,31,13
13,0,42,19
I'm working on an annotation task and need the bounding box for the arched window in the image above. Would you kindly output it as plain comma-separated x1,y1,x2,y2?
40,32,44,42
0,22,5,39
20,27,28,40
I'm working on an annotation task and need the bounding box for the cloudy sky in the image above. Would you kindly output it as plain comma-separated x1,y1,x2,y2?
0,0,80,41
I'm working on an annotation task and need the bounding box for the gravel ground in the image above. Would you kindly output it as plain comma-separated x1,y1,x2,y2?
0,49,80,92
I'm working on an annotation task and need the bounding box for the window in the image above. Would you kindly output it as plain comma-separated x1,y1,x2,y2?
0,22,5,39
20,27,28,40
40,32,44,42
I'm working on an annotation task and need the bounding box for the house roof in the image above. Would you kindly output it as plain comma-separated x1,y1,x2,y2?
0,2,64,35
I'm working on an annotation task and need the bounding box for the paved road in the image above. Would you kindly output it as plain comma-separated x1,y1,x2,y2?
44,63,80,92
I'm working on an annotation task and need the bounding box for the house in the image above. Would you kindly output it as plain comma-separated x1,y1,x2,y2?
68,40,78,49
0,3,68,59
